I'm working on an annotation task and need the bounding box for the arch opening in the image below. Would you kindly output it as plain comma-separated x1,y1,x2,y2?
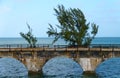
95,57,120,78
0,57,28,77
42,56,83,77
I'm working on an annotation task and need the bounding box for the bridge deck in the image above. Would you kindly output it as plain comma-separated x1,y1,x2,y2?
0,47,120,52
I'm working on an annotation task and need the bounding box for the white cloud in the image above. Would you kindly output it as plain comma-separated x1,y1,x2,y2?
15,0,28,2
0,5,11,14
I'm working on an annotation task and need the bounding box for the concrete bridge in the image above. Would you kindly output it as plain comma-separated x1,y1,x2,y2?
0,44,120,73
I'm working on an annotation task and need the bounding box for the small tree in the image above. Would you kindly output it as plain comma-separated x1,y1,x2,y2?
20,23,37,48
47,5,98,47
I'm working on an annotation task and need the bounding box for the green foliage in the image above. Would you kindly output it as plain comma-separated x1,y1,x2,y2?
20,23,37,48
47,5,99,47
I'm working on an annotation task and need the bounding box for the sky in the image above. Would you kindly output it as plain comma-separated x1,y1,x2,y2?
0,0,120,37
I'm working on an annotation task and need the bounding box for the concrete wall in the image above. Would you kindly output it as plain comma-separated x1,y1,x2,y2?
78,58,102,72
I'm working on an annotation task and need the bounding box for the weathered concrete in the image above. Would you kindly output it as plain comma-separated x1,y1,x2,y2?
78,58,102,72
22,57,46,72
20,57,103,72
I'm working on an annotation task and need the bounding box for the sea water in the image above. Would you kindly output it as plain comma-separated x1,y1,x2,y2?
0,37,120,78
0,37,120,45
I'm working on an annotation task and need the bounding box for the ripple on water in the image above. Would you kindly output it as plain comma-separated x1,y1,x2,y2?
95,57,120,78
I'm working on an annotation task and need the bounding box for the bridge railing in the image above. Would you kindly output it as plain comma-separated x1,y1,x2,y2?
0,44,120,48
0,44,50,48
91,44,120,48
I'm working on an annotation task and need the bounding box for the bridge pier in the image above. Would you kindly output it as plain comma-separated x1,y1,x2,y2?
78,58,102,72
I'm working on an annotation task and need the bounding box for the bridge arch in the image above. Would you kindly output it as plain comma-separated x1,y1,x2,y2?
0,57,28,77
95,57,120,70
42,56,83,76
95,57,120,77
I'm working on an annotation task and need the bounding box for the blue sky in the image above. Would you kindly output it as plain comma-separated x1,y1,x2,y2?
0,0,120,37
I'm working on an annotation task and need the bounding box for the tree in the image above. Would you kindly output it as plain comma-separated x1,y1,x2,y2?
20,23,37,48
47,5,98,47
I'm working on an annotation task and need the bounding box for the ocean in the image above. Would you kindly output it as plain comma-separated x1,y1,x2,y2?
0,37,120,45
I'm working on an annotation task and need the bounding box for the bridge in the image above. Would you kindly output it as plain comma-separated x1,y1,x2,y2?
0,44,120,73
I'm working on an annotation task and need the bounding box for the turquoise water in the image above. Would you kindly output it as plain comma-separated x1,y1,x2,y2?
28,73,98,78
92,37,120,44
0,37,120,45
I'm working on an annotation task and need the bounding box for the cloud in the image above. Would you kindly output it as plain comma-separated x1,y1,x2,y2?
0,5,11,14
15,0,28,2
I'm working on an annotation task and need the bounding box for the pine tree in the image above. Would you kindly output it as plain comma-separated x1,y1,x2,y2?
47,5,98,47
20,23,37,48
